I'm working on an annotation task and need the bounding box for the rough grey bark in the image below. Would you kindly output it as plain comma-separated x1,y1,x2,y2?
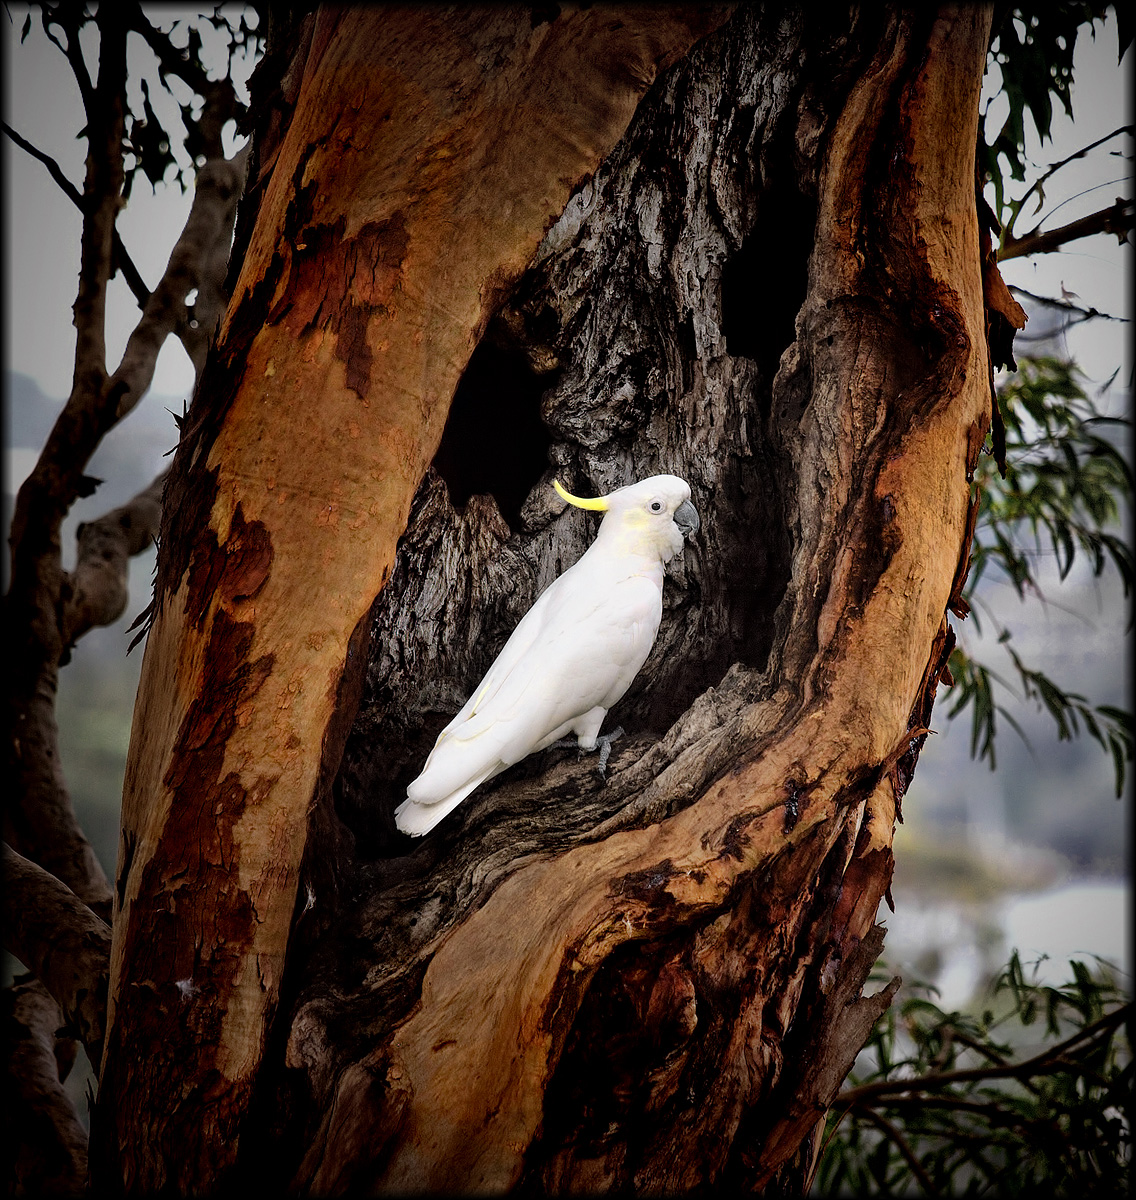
229,5,993,1194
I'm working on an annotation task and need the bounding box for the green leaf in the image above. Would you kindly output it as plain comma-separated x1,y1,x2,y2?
823,954,1132,1195
947,356,1133,786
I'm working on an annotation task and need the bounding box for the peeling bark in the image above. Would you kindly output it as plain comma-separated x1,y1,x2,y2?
96,7,735,1193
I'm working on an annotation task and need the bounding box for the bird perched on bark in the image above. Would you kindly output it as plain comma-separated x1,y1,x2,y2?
394,474,700,836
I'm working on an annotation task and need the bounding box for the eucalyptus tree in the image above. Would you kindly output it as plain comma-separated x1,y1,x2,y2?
3,3,1130,1194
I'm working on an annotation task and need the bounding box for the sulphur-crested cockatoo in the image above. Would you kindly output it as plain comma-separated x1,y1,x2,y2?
394,474,699,836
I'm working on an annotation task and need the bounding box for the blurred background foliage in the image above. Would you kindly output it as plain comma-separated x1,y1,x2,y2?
817,955,1132,1196
949,356,1132,794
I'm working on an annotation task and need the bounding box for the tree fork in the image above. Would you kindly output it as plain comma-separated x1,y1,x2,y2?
93,6,734,1192
260,3,998,1194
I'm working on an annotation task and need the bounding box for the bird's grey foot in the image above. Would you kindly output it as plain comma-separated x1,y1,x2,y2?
550,728,623,773
595,726,624,774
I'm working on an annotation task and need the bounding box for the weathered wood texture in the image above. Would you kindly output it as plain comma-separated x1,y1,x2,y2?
2,979,89,1196
251,4,996,1195
95,6,733,1193
2,843,111,1062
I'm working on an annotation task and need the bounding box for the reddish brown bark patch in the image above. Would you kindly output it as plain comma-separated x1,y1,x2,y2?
97,776,264,1190
612,859,681,909
151,257,285,631
184,504,274,630
268,213,411,399
97,530,277,1188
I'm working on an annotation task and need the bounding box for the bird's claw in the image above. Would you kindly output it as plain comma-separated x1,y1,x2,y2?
550,727,623,775
595,726,624,775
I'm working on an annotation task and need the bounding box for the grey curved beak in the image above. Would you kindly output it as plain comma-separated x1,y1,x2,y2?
675,499,700,539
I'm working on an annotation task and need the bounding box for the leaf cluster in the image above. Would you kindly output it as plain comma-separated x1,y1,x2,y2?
21,2,263,197
981,3,1132,231
946,357,1133,795
817,953,1133,1196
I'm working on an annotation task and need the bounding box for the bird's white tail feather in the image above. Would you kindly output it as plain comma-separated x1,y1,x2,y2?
394,764,497,836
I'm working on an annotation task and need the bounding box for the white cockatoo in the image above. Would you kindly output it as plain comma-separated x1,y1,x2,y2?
394,474,699,836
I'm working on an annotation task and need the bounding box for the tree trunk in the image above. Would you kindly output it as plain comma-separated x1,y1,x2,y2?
92,5,732,1193
94,3,997,1194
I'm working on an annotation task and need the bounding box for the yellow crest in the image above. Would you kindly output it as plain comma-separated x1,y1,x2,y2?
553,479,609,512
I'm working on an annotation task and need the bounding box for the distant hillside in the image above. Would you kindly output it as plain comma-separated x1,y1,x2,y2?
4,368,183,512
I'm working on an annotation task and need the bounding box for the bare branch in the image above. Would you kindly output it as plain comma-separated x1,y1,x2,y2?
2,4,129,928
999,196,1134,261
60,472,166,651
1,979,89,1196
1007,284,1129,324
1004,124,1133,241
174,147,250,373
837,1001,1134,1105
2,120,152,308
42,3,94,114
2,659,113,921
860,1107,943,1196
108,147,247,410
68,5,128,404
1,118,84,206
2,843,111,1060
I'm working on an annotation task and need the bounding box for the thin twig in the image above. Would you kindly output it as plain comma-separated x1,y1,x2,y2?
1005,125,1133,240
42,4,94,112
860,1107,942,1196
999,197,1134,261
2,119,84,205
838,1001,1133,1104
2,120,151,306
1007,285,1128,324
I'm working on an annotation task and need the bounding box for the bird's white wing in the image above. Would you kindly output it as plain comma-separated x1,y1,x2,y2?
403,567,660,809
480,572,662,763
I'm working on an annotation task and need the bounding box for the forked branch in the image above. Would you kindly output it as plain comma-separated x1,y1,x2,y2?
1,843,111,1061
60,472,166,652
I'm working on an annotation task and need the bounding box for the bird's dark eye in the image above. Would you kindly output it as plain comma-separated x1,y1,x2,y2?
649,500,664,513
